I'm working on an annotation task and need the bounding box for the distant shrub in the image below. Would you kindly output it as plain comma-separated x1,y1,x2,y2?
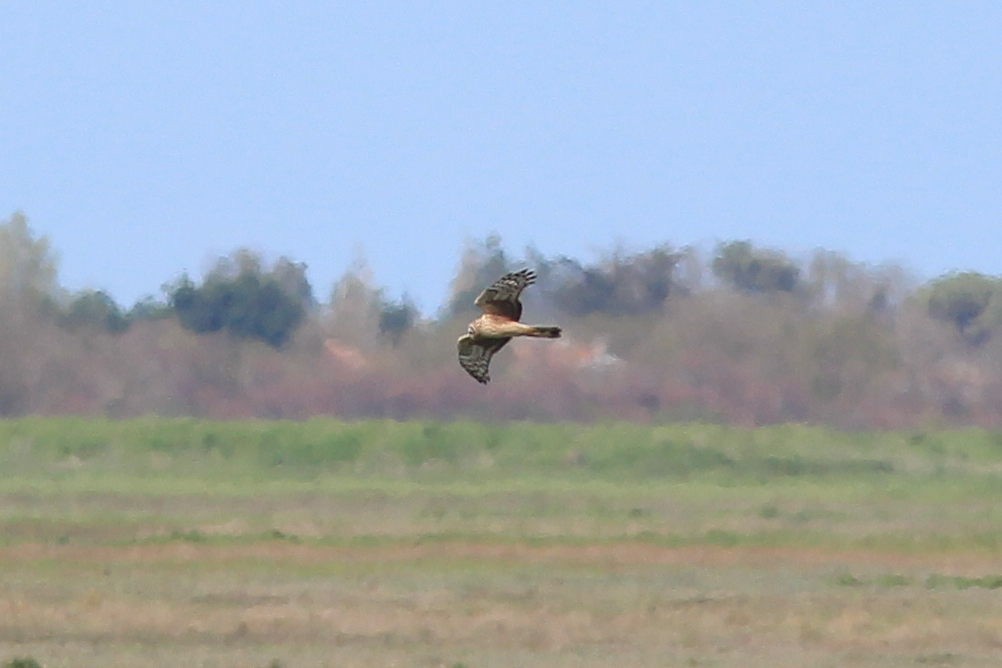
4,658,43,668
926,574,1002,590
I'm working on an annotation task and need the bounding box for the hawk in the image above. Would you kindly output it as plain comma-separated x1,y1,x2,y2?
457,268,562,384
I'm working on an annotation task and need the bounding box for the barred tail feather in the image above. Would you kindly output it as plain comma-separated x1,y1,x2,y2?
529,326,562,338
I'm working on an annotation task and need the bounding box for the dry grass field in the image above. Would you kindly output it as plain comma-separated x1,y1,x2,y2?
1,419,1001,667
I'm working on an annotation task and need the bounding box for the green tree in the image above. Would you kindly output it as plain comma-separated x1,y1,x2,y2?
544,256,615,315
925,272,1002,344
378,297,417,346
127,295,174,322
712,241,799,294
168,251,312,347
60,290,129,333
527,245,680,316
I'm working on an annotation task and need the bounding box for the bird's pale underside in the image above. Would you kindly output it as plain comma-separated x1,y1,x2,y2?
457,269,562,384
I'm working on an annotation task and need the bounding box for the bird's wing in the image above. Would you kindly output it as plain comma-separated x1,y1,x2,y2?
457,335,511,384
474,269,536,321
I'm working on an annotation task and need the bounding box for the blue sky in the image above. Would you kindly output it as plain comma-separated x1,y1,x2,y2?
3,2,1001,312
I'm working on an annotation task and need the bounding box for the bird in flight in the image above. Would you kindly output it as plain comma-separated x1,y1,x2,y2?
457,269,562,384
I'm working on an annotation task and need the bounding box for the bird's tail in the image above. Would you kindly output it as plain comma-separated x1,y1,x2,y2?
526,326,562,338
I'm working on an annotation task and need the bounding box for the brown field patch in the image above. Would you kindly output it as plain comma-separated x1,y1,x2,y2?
1,540,998,573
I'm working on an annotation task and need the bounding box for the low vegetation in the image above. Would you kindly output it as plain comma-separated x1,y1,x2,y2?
0,419,1000,666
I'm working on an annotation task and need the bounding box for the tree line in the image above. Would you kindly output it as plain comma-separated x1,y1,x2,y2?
2,211,1002,426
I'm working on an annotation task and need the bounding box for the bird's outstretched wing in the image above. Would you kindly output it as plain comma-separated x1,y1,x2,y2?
457,335,511,384
474,269,536,321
